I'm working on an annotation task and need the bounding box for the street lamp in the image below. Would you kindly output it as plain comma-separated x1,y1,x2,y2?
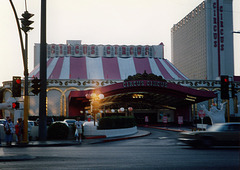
9,0,25,68
233,31,240,34
119,107,124,113
86,93,104,126
128,107,133,116
9,0,34,144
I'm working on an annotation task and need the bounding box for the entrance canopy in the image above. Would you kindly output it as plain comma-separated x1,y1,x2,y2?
69,80,216,115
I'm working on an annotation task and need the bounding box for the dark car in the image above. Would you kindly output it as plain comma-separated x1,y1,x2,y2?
35,117,55,126
178,122,240,147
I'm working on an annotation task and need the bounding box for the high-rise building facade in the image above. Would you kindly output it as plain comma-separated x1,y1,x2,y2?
171,0,234,80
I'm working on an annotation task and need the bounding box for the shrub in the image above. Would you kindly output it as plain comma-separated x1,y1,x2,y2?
98,116,136,130
47,122,69,140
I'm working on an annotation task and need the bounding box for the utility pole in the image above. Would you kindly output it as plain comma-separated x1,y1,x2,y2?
39,0,47,141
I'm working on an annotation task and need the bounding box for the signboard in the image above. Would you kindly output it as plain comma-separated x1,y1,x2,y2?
211,0,225,76
145,116,149,123
47,44,156,58
198,110,206,131
163,116,168,124
198,110,206,118
123,80,167,88
178,116,183,125
212,0,224,51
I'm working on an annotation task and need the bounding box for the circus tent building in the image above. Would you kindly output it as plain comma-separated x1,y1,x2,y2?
31,40,188,81
1,40,216,124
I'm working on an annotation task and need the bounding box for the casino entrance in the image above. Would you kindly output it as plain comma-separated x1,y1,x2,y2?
98,92,178,124
68,80,216,124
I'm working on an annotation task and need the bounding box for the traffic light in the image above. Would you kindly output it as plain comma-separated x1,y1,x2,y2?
12,76,21,97
20,11,34,33
12,102,20,109
232,83,237,98
221,75,229,99
31,78,41,95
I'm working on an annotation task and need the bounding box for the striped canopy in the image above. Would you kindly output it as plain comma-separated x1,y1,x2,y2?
29,56,188,81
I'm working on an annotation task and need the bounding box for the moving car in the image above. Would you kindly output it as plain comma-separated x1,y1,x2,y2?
178,122,240,147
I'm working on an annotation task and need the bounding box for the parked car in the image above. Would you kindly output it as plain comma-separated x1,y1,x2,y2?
63,119,76,126
0,119,6,125
28,120,36,127
35,117,55,126
178,122,240,147
53,121,69,127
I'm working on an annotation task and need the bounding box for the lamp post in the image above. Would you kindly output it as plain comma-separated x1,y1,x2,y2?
128,107,133,116
9,0,25,68
9,0,34,143
86,93,104,126
118,107,124,114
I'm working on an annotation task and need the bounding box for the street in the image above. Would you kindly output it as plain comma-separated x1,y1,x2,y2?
0,127,239,170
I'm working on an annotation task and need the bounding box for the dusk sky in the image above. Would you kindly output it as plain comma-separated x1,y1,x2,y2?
1,0,239,84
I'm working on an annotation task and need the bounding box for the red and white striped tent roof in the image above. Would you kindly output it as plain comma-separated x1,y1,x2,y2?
30,42,188,81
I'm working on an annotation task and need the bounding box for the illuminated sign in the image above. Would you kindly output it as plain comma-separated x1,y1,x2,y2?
123,80,168,88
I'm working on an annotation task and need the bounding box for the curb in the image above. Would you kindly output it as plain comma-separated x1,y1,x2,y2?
84,135,106,139
91,131,151,144
103,132,151,143
146,126,187,132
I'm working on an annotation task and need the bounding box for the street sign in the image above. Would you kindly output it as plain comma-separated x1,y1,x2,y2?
178,116,183,125
198,110,206,118
163,116,168,123
198,110,206,131
145,116,149,123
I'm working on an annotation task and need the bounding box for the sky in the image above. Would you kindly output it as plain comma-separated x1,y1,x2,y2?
0,0,239,85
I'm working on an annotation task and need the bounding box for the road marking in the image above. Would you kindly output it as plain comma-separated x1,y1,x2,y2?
158,137,168,139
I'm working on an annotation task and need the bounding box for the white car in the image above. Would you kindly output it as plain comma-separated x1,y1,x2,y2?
28,120,35,127
63,119,76,126
0,119,5,125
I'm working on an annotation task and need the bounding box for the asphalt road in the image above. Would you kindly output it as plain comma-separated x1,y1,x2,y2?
0,127,239,170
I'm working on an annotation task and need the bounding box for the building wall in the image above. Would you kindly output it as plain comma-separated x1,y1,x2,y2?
171,2,207,80
206,0,234,79
171,0,234,80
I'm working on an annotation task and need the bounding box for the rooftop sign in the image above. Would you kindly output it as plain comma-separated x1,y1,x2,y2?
46,43,164,59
